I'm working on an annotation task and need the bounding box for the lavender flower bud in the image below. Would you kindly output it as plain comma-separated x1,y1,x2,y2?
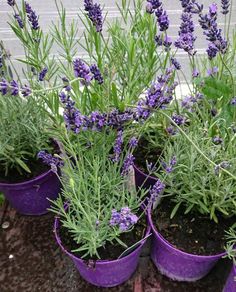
221,0,230,15
109,207,138,231
0,78,8,95
90,64,103,84
39,67,48,81
212,136,223,145
10,80,19,96
14,14,24,29
171,57,181,70
230,97,236,106
84,0,103,32
25,2,39,30
150,179,165,203
21,84,31,97
37,151,63,171
192,68,199,78
111,130,123,163
73,59,92,85
7,0,15,6
129,137,138,148
171,113,186,126
121,154,135,176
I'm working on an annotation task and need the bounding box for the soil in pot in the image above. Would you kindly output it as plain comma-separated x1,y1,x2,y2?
0,140,59,184
59,216,147,261
153,198,235,255
0,160,50,184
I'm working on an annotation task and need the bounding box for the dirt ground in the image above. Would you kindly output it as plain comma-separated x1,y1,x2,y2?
0,202,232,292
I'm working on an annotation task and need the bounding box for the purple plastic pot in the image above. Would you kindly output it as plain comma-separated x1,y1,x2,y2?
134,164,157,190
0,169,61,215
224,264,236,292
54,215,151,287
147,206,226,282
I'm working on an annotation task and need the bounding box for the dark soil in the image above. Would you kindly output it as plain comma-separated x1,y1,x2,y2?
133,137,163,173
59,216,147,261
153,198,236,256
0,159,50,184
0,140,59,184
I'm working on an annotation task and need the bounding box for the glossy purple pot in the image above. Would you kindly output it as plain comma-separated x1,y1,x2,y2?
0,169,61,215
134,164,157,190
148,206,226,282
224,264,236,292
54,215,151,287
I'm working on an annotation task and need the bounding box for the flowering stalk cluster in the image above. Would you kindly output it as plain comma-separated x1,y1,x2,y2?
14,14,24,29
37,150,63,172
150,179,165,204
136,67,177,120
0,78,31,96
7,0,15,6
161,156,177,173
109,207,138,231
199,4,227,59
73,59,103,85
84,0,103,32
25,2,39,30
39,67,48,81
179,0,203,14
221,0,230,15
181,93,203,111
175,12,196,55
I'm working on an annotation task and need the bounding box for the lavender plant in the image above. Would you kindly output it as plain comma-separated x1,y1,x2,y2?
152,120,236,223
225,224,236,264
50,128,148,259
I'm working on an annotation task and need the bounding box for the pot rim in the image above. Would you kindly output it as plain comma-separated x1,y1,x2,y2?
133,163,158,181
0,168,53,188
54,210,151,265
147,204,227,259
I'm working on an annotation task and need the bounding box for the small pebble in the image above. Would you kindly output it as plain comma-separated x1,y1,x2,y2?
9,254,14,259
2,221,10,229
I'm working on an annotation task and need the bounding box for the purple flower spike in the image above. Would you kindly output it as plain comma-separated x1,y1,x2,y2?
109,207,138,231
21,84,31,97
146,1,162,14
73,59,92,85
150,179,165,203
14,14,24,29
7,0,15,6
111,130,123,163
121,154,135,176
212,136,223,145
84,0,103,32
162,156,177,173
192,68,199,78
25,2,39,30
175,12,196,55
171,57,181,70
37,150,63,173
39,67,48,81
221,0,230,15
0,78,8,95
209,3,218,16
90,64,103,84
129,137,138,148
199,4,228,58
230,97,236,106
171,113,186,126
10,80,19,96
59,91,84,133
207,66,218,76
